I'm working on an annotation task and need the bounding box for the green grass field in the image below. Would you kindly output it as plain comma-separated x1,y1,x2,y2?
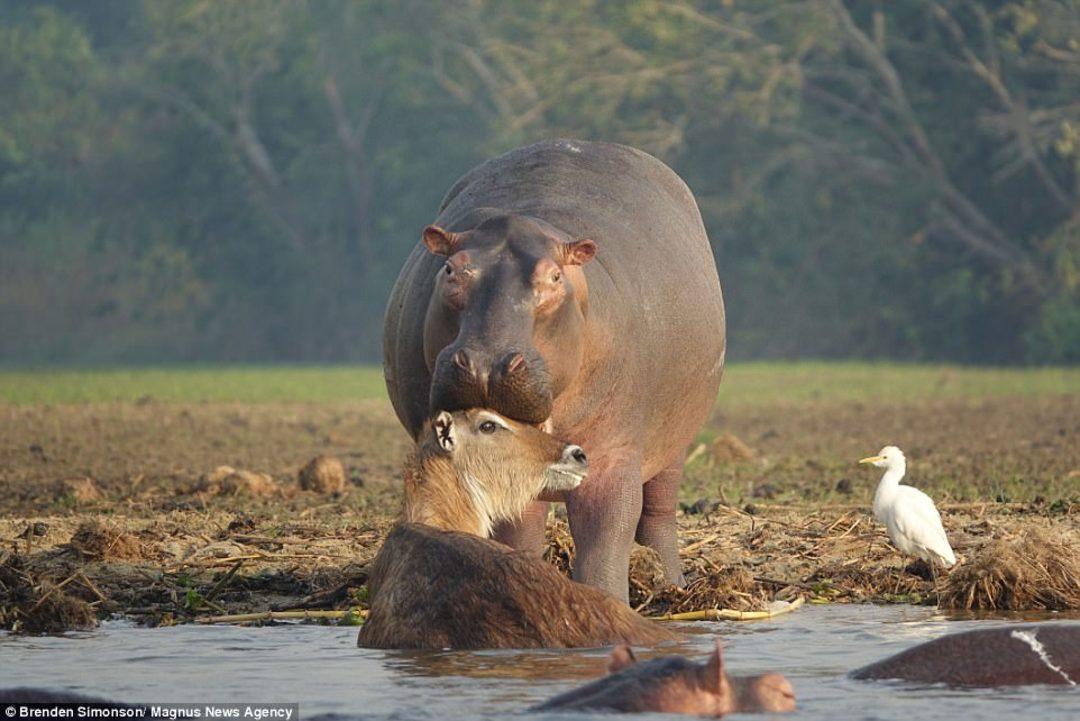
0,362,1076,404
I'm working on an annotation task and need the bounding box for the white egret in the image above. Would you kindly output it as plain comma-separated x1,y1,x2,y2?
859,446,956,569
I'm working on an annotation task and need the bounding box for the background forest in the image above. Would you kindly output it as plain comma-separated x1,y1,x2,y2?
1,0,1077,364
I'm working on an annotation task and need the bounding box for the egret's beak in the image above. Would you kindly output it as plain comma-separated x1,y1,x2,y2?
859,455,885,464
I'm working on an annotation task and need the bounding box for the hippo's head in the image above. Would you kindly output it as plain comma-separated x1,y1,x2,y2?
604,640,796,716
421,214,597,424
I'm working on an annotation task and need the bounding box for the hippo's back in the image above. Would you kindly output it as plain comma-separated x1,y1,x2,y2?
851,624,1080,686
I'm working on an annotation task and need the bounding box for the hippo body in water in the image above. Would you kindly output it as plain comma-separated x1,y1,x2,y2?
534,640,795,716
851,624,1080,686
383,139,726,601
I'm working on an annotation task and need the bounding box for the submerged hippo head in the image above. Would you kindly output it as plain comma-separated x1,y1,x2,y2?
421,214,597,424
536,638,795,716
606,640,795,716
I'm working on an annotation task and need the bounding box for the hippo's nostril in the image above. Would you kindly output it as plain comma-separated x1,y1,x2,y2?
505,352,526,374
453,349,472,372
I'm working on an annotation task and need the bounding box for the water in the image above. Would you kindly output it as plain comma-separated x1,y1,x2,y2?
2,605,1077,720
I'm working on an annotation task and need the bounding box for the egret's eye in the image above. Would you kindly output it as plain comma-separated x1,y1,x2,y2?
478,420,498,434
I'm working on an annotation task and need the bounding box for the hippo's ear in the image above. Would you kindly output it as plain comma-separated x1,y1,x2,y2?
423,226,462,257
607,645,637,674
433,411,456,452
562,239,597,266
700,638,728,694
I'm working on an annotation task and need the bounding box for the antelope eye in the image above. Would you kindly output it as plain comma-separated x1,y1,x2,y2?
478,420,498,434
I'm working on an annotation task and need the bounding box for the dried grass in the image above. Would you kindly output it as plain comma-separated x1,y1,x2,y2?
196,466,278,497
0,554,97,633
543,520,772,613
68,519,146,561
650,563,769,614
709,434,757,462
56,476,104,504
940,528,1080,610
298,456,346,494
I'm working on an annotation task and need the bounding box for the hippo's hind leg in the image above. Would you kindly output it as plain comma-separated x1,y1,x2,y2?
567,463,644,604
493,500,550,555
636,458,686,586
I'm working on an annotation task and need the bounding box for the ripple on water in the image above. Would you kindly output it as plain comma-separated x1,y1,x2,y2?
1,605,1077,721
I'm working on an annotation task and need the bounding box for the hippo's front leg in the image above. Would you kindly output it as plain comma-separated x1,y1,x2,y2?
567,462,643,604
493,500,549,554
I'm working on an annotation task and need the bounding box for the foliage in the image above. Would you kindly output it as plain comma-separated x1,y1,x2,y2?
0,0,1076,363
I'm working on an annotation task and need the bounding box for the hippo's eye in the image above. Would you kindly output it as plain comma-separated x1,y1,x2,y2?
444,263,453,276
551,270,562,283
478,420,498,434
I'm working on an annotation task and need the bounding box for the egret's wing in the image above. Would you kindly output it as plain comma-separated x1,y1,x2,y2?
894,487,953,556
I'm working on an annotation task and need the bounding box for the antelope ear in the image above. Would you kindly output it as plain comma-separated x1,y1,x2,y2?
423,226,462,256
700,638,728,694
433,411,456,452
562,239,597,266
607,645,638,674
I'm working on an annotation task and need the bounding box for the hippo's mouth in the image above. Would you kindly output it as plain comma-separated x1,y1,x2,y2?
430,346,554,424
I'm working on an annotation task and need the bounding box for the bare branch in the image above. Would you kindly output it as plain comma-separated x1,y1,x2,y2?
827,0,1041,283
931,1,1073,211
323,73,375,262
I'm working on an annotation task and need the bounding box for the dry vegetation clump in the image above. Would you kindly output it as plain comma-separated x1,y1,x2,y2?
709,434,757,462
940,528,1080,610
68,519,146,561
56,476,104,504
0,554,97,633
628,547,666,608
196,466,278,497
298,455,347,494
650,562,768,615
807,561,929,604
544,519,775,613
543,519,575,576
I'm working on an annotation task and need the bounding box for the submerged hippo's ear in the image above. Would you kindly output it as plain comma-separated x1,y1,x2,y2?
433,411,456,452
607,645,638,674
423,225,462,257
562,239,597,266
700,638,728,694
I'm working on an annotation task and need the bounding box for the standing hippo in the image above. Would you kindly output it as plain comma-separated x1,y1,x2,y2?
383,139,726,601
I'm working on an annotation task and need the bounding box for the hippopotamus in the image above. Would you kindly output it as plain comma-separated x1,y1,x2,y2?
382,139,726,601
533,639,795,716
851,624,1080,686
0,688,140,710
